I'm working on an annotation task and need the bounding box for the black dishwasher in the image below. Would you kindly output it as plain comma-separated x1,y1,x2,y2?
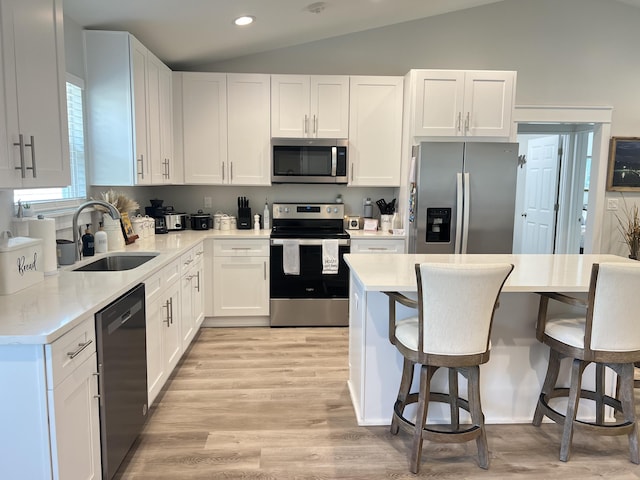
95,283,147,480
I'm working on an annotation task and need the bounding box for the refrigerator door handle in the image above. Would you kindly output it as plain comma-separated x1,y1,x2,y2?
462,172,470,254
455,172,464,254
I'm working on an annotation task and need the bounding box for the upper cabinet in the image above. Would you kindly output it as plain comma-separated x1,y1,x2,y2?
84,30,174,186
348,76,403,187
0,0,70,189
176,72,270,186
271,75,349,138
410,69,516,139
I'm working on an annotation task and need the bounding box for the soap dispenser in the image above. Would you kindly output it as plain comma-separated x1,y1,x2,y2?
95,222,108,253
82,224,95,257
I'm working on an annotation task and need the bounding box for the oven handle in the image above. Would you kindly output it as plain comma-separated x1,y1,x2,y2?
270,238,350,247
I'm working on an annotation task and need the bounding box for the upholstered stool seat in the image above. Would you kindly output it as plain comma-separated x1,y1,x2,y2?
386,262,513,474
533,262,640,463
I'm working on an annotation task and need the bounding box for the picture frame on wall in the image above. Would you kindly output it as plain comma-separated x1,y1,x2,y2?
607,137,640,191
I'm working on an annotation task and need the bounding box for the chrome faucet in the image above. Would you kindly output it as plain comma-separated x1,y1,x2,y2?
72,200,121,261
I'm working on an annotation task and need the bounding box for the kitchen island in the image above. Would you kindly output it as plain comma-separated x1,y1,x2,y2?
344,253,633,426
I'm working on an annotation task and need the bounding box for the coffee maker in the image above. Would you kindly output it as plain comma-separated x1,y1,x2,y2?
145,199,168,234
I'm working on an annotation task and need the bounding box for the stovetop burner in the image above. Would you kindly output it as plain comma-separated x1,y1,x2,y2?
270,203,348,239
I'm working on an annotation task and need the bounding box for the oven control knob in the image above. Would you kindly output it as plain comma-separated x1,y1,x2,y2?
326,207,331,214
284,207,290,214
333,207,339,213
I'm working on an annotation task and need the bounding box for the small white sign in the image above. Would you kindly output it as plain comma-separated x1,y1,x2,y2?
363,219,379,231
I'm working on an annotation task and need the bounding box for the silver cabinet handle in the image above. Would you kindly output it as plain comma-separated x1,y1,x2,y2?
313,115,317,135
26,136,36,178
221,162,225,181
264,261,267,280
195,250,203,257
14,134,26,178
169,297,174,325
350,163,354,183
457,112,462,132
195,271,201,292
163,299,171,326
137,154,145,178
465,112,470,133
67,339,93,359
304,114,308,135
230,162,233,182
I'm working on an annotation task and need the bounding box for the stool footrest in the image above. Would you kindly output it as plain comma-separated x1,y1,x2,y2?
393,391,482,443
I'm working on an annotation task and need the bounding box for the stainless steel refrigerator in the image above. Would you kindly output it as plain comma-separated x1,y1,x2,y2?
409,142,518,254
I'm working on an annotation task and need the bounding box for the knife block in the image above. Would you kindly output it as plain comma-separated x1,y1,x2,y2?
237,207,252,229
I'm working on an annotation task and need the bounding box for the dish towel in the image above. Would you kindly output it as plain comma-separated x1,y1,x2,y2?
322,239,339,275
282,240,300,275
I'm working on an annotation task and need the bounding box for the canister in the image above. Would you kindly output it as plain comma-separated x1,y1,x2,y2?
0,236,44,294
220,214,231,231
213,213,223,230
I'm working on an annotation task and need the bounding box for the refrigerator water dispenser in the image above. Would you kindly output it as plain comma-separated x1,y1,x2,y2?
426,208,451,243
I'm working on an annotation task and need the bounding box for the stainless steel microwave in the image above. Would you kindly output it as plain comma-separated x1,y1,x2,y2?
271,138,348,184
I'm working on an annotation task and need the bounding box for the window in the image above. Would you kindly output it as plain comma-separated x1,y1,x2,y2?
13,75,87,208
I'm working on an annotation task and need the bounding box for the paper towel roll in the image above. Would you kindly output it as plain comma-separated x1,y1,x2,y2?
29,216,58,275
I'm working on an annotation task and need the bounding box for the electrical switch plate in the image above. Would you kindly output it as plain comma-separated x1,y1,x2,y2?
204,196,212,208
607,198,618,211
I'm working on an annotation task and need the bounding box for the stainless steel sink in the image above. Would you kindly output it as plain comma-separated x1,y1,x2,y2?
72,253,159,272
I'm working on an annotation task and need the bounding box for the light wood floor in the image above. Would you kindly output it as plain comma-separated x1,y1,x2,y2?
114,327,640,479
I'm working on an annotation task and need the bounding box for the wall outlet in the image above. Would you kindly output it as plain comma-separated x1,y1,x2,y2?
204,196,212,208
607,198,618,211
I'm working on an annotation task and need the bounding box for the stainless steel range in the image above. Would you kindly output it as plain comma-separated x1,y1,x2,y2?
270,203,350,327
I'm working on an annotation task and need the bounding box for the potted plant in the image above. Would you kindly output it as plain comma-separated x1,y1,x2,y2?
616,197,640,260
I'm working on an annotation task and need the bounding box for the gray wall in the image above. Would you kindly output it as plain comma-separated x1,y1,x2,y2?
64,16,85,80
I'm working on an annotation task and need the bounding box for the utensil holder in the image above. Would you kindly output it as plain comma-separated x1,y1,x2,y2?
237,207,252,229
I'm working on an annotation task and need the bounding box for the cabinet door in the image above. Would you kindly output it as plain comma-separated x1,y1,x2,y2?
0,0,69,188
131,37,151,185
182,72,227,184
159,64,175,182
192,258,205,328
413,70,465,137
180,270,194,351
310,75,349,138
145,285,166,405
227,74,270,185
48,352,101,480
147,53,174,185
463,70,515,137
164,281,182,372
348,76,403,186
271,74,309,137
213,256,269,316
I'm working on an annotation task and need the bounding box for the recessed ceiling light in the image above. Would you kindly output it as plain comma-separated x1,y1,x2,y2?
234,16,255,26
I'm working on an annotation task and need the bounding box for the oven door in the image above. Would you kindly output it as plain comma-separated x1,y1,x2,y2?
270,238,350,299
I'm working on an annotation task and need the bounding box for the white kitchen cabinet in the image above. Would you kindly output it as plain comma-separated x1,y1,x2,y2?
147,52,175,184
0,316,100,479
350,238,405,254
85,31,174,186
179,72,227,184
180,242,204,351
271,75,349,138
146,258,182,406
0,0,70,189
177,72,270,185
348,76,403,186
411,69,516,138
227,73,271,185
212,239,269,317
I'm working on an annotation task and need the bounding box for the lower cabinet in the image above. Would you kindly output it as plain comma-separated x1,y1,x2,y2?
146,258,182,406
0,316,101,480
180,242,205,351
212,239,269,317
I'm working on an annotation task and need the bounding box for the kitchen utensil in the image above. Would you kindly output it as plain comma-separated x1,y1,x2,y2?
376,199,387,214
163,207,187,231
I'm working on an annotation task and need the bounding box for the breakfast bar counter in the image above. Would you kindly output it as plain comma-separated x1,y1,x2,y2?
343,253,633,426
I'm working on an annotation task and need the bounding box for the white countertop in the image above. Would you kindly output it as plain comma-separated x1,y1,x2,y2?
344,253,633,293
0,229,270,345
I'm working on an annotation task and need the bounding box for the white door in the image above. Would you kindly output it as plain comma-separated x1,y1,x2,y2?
310,76,349,138
521,136,561,253
271,75,309,137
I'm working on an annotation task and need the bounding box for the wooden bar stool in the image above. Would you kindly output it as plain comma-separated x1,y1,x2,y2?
533,262,640,463
386,262,513,474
